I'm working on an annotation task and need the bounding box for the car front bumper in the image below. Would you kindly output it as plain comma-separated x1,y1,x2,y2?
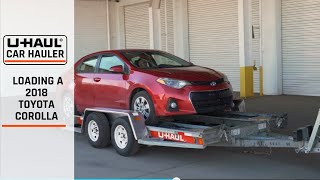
152,82,234,116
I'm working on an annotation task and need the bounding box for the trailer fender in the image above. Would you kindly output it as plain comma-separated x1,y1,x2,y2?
83,108,147,140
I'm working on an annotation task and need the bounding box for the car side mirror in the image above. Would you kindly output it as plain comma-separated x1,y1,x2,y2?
110,65,124,73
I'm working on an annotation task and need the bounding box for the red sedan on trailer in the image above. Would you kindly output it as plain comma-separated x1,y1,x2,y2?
74,49,234,125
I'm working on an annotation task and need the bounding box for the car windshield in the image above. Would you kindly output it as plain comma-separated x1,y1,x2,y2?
121,51,193,69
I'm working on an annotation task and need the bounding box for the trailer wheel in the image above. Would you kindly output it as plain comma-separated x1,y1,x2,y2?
85,112,111,148
111,118,139,156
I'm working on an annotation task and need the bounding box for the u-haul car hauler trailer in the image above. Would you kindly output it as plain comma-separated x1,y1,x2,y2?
73,100,320,156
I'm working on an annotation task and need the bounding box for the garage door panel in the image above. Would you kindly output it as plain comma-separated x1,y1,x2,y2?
188,0,240,91
124,2,150,49
160,0,174,54
282,0,320,96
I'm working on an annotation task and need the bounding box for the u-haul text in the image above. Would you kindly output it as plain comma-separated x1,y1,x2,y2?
3,35,67,65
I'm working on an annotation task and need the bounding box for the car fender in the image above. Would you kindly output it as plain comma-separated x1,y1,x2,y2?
128,81,164,110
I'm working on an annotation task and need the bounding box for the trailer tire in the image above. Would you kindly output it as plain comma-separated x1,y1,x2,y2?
85,112,111,148
111,117,139,156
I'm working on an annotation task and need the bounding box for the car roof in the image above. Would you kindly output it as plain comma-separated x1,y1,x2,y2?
76,49,167,64
91,49,163,54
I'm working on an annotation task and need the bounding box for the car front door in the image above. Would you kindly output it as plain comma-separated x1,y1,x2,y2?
74,56,99,112
93,54,127,109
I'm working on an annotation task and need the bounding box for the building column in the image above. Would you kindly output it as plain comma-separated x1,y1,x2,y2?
106,0,111,50
173,0,189,60
149,0,161,49
261,0,282,95
108,1,124,49
239,0,254,97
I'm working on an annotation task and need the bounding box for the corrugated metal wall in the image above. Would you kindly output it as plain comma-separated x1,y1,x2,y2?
188,0,240,90
282,0,320,96
75,0,108,61
124,2,150,49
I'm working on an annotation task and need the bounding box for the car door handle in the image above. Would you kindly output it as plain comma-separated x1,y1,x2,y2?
93,77,101,82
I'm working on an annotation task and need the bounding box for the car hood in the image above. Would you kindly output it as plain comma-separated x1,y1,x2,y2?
139,66,223,81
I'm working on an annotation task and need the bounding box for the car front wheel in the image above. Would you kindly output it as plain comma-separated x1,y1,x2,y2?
131,91,158,125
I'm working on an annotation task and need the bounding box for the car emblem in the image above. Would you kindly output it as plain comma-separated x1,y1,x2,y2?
210,81,217,86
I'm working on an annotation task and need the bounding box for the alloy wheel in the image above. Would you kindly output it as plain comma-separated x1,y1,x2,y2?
133,96,150,120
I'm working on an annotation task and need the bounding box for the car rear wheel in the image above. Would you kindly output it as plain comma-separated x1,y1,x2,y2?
131,91,158,125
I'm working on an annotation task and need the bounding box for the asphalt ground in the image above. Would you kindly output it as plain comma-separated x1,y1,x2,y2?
75,95,320,179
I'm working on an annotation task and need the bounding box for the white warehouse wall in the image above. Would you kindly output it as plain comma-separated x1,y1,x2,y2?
75,0,109,61
76,0,320,97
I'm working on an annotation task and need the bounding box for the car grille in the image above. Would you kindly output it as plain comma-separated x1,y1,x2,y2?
189,78,224,86
190,89,233,114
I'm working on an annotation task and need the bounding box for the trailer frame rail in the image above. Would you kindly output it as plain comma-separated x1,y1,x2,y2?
72,101,320,156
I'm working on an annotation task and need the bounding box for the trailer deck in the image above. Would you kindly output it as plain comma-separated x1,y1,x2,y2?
73,100,320,156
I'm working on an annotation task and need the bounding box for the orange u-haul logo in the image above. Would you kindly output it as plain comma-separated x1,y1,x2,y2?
158,132,185,141
3,35,67,65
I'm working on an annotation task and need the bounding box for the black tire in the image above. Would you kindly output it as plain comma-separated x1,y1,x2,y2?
131,91,159,125
111,118,139,156
85,112,111,148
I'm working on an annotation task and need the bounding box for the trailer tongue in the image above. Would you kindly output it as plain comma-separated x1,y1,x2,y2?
74,100,320,156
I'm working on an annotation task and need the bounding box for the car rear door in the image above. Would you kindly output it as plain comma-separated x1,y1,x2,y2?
74,55,99,112
93,54,127,109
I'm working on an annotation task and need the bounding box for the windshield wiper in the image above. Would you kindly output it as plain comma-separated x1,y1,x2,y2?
158,64,184,68
158,64,194,68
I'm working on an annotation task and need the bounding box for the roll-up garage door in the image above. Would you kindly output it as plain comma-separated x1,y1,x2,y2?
188,0,240,90
124,2,150,49
282,0,320,96
160,0,175,54
75,0,108,61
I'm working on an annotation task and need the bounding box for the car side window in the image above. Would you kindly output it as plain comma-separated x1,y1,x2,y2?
76,56,98,73
98,55,124,73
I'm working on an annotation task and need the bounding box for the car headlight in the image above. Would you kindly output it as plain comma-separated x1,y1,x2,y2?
156,78,191,89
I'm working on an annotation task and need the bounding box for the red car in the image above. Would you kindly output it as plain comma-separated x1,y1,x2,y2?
74,49,234,125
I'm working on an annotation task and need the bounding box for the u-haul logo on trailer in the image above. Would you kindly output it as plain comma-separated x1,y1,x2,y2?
3,35,67,65
158,132,185,142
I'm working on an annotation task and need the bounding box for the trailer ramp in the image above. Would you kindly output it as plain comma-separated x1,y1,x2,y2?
141,110,320,154
72,107,320,155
